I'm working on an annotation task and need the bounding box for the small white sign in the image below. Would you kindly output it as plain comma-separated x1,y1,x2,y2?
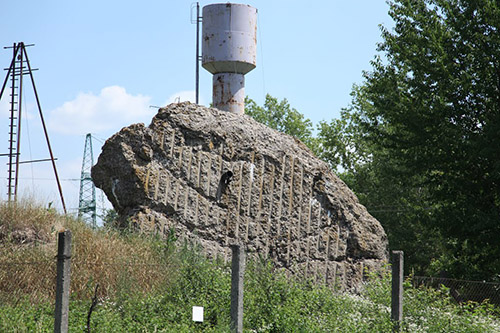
192,306,204,322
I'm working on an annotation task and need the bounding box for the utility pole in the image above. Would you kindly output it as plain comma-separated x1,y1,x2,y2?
78,133,96,228
0,42,66,213
192,2,202,104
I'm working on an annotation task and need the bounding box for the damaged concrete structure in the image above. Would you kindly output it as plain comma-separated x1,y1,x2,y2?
92,102,388,290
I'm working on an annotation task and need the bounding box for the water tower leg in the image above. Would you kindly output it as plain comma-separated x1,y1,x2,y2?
213,73,245,115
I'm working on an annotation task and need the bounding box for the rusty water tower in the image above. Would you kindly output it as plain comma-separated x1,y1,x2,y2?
202,3,257,115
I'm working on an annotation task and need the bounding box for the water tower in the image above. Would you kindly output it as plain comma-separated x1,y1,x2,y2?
202,3,257,115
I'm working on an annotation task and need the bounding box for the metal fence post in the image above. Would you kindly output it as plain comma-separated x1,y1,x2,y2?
230,244,245,333
391,250,404,331
54,230,72,333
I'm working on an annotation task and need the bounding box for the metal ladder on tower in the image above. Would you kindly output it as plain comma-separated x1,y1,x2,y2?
6,43,23,201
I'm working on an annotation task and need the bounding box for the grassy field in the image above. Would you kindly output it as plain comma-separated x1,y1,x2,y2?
0,200,499,332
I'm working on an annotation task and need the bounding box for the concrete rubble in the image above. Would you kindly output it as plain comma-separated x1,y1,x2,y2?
92,102,388,290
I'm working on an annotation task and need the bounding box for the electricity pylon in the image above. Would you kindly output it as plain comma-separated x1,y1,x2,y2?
78,133,96,227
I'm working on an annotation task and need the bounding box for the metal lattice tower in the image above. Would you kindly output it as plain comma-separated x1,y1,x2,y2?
78,133,96,227
0,42,66,213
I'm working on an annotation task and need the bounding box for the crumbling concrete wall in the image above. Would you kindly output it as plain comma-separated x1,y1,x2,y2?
92,102,388,290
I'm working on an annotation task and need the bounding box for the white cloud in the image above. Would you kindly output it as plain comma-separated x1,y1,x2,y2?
0,95,11,117
48,86,153,135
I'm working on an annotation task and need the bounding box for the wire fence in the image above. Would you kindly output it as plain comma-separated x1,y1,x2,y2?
1,243,500,333
0,255,174,305
69,258,173,301
2,256,500,307
0,257,55,305
412,275,500,306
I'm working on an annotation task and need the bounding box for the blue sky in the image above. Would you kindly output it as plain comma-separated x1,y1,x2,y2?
0,1,393,217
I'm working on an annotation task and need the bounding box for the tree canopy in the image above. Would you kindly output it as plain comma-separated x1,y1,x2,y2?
245,94,317,152
245,1,500,281
331,0,500,280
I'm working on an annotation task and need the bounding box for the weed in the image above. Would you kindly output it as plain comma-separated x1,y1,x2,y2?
0,201,499,331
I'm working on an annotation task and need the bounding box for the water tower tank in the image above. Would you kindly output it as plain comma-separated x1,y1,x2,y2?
202,3,257,115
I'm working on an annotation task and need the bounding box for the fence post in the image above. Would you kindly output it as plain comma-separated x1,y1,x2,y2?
391,250,404,331
230,244,245,333
54,230,72,333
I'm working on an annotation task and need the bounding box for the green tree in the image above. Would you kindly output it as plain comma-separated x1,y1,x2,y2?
318,85,448,276
245,94,318,153
333,0,500,280
316,85,374,174
102,208,118,228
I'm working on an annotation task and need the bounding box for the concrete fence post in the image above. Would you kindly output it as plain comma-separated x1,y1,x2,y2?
54,230,72,333
230,244,245,333
391,250,404,331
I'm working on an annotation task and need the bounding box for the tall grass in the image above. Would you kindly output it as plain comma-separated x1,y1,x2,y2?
0,200,499,332
0,199,176,303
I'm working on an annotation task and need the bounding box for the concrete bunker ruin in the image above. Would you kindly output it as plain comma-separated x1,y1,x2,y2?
92,102,388,290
